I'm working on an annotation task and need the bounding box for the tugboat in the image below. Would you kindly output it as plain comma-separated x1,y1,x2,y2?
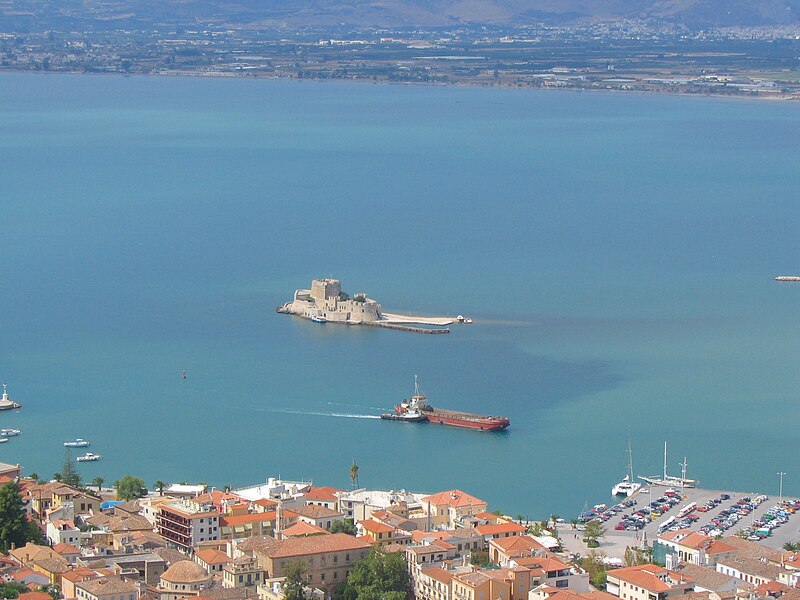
381,380,429,423
382,376,509,431
0,383,21,411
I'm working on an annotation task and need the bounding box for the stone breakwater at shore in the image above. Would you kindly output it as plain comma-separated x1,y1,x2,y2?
277,278,454,333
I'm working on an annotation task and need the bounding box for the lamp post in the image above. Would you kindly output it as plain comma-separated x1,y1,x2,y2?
777,472,786,504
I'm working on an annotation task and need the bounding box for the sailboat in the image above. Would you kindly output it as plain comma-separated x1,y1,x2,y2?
638,442,697,488
612,437,642,497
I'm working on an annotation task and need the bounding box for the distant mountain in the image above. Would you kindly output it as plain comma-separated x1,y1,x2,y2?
5,0,800,30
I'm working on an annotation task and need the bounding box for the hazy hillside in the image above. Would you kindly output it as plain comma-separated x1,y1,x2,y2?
4,0,800,30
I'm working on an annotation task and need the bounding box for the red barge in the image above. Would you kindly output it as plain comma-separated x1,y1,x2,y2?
381,376,510,432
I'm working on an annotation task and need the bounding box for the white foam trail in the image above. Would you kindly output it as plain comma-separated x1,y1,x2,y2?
327,401,385,411
258,407,381,420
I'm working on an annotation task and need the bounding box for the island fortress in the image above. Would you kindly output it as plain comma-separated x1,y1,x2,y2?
276,278,455,333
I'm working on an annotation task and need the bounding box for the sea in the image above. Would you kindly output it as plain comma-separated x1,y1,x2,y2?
1,72,799,519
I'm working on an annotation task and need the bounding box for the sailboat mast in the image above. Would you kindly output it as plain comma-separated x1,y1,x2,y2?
627,437,635,481
663,441,668,480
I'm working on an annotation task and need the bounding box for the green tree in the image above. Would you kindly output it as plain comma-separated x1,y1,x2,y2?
581,550,608,590
349,461,359,490
39,584,61,600
583,520,606,548
60,448,82,488
91,476,104,492
0,581,31,599
28,472,40,483
470,550,491,567
282,560,310,600
0,482,40,552
339,547,408,600
154,480,167,496
527,521,546,536
624,546,652,566
115,475,147,500
330,518,356,535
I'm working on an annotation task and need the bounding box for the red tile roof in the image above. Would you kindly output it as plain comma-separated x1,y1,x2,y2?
220,511,276,527
304,486,342,503
422,490,485,509
281,521,330,538
195,548,230,565
359,520,394,534
258,533,371,559
475,522,526,536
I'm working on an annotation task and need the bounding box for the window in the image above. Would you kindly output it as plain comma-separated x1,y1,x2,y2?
321,574,325,581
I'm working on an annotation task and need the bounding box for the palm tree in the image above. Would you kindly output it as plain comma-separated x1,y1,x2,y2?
154,480,167,496
92,476,105,492
783,542,800,552
349,461,359,490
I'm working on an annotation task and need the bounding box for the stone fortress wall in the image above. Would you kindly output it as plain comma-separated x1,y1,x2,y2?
286,279,383,323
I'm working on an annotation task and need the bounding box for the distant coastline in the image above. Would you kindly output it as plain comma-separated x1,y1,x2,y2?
3,67,799,103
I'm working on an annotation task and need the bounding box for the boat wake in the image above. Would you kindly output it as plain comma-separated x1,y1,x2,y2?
327,401,385,411
257,407,381,420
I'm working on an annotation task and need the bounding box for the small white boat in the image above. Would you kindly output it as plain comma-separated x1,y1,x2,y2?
310,315,327,323
64,439,90,447
0,438,8,444
76,452,102,462
0,428,20,437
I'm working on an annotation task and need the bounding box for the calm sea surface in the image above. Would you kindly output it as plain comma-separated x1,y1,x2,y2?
2,73,800,518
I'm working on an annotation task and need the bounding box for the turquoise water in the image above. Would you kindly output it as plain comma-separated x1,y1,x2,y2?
2,73,800,518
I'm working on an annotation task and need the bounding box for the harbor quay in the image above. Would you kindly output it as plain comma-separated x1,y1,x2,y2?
2,459,799,600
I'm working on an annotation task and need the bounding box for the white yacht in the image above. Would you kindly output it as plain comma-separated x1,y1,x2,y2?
0,383,21,411
64,439,91,447
612,437,642,497
0,428,20,437
76,452,102,462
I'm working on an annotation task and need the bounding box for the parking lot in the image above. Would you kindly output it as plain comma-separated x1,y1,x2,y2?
557,486,800,561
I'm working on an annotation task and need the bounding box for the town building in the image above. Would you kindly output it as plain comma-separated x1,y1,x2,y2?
490,535,545,566
158,560,213,600
222,556,263,589
75,576,139,600
606,564,694,600
421,490,488,529
292,505,344,531
252,533,372,594
194,548,231,574
156,498,220,552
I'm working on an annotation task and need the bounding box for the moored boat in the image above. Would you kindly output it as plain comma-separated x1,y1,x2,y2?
0,383,22,411
612,436,641,497
0,428,21,437
64,439,91,448
638,442,697,488
76,452,102,462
